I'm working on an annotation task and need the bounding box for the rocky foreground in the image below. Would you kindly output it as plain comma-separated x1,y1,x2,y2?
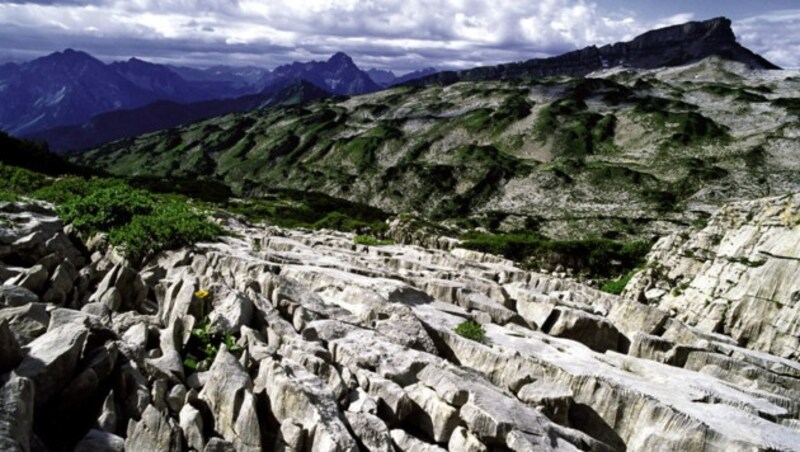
1,194,799,451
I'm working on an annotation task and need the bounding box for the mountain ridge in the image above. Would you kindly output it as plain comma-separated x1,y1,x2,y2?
409,17,779,86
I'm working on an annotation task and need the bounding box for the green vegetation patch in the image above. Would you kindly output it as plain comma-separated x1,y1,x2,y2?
632,97,730,147
601,269,639,295
108,202,222,262
460,232,651,278
55,181,222,261
226,189,390,233
773,98,800,119
461,94,534,136
354,235,394,246
0,163,52,195
698,83,768,102
454,319,486,343
534,99,617,157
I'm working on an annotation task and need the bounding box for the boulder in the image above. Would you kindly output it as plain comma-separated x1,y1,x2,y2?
541,307,626,353
208,289,254,334
199,347,261,452
6,265,48,295
389,429,446,452
0,375,34,452
97,391,118,433
179,404,205,452
517,381,574,425
254,356,357,451
74,429,125,452
0,285,38,307
404,383,459,443
0,303,49,345
124,405,182,452
344,411,392,452
91,265,147,312
15,323,88,406
448,426,488,452
277,419,305,451
0,320,24,373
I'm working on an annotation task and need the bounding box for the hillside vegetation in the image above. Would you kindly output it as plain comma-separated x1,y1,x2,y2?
72,59,800,240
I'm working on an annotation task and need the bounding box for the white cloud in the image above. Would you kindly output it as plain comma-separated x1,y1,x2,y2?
0,0,794,71
734,9,800,68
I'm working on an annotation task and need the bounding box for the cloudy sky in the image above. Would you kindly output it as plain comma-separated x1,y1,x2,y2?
0,0,797,73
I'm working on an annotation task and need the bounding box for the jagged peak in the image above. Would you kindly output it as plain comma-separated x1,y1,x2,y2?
34,48,101,66
327,52,355,66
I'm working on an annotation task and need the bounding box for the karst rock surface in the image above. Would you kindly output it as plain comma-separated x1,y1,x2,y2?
1,196,799,451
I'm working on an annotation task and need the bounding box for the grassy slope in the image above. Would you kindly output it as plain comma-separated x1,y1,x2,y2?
70,60,800,239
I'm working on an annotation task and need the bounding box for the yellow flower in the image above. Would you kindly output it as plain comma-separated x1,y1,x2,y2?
194,290,210,299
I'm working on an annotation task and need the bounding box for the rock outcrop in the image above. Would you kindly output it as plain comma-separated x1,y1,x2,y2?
2,198,800,451
625,193,800,360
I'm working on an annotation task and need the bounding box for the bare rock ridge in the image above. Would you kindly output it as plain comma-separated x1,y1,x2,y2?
412,17,779,86
1,194,799,451
625,193,800,360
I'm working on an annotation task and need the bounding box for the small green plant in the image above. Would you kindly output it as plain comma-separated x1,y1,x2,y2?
182,290,243,371
454,319,486,343
354,235,394,246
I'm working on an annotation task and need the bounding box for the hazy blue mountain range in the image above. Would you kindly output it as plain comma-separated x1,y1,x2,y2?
366,67,438,88
0,50,393,137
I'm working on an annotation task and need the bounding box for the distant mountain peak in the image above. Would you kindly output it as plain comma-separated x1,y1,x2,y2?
328,52,355,66
411,16,778,86
47,48,98,62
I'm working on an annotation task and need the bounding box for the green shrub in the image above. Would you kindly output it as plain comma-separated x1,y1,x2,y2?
354,235,394,246
0,190,19,202
32,176,126,204
57,184,156,233
0,163,51,194
108,201,222,261
454,319,486,343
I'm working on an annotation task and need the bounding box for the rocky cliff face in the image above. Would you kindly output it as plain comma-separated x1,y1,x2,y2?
414,17,778,86
2,197,799,451
625,193,800,360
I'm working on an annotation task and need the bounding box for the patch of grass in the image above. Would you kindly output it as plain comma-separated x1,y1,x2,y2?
632,98,730,147
226,188,390,233
691,216,710,229
460,232,651,278
454,319,486,343
354,235,394,246
534,99,616,158
601,269,639,295
698,83,767,102
772,98,800,119
460,94,533,136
